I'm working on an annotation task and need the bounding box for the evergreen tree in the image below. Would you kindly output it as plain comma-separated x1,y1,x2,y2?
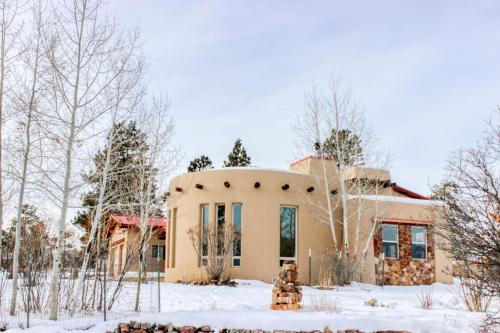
73,121,163,240
224,139,251,167
319,129,364,167
187,154,213,172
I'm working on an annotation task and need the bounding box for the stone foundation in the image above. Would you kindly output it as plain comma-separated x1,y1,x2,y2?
373,223,435,285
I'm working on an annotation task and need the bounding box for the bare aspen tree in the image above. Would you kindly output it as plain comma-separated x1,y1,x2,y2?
70,34,144,315
0,0,21,272
294,73,389,283
133,96,179,312
9,1,48,316
40,0,140,320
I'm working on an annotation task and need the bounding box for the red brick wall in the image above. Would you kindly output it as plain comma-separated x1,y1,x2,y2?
373,223,435,285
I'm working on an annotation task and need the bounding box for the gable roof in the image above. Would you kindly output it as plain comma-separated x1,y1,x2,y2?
109,214,167,229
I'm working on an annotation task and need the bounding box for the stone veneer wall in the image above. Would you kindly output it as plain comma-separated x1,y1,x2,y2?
373,223,435,285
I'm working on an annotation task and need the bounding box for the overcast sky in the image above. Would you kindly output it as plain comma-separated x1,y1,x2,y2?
108,1,499,195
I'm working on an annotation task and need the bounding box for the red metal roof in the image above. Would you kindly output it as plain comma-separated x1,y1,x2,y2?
110,214,167,229
391,183,430,200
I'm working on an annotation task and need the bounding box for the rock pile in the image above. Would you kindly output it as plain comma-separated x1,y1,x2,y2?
270,260,302,311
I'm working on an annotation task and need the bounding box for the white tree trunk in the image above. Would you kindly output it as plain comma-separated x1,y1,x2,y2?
9,16,42,314
49,11,84,319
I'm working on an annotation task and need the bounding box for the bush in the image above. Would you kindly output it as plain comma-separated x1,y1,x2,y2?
417,287,434,310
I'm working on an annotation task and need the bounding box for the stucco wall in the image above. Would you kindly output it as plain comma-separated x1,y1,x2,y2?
166,166,340,284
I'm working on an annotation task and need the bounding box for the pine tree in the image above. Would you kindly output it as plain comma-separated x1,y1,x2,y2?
73,121,163,241
187,154,213,172
319,129,364,167
224,139,251,167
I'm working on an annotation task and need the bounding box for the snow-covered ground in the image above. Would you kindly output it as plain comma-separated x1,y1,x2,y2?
2,279,496,333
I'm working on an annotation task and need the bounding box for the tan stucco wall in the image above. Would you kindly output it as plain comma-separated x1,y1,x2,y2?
165,157,453,285
108,226,166,278
165,166,338,284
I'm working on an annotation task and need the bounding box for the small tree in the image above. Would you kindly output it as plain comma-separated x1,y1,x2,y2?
223,139,251,167
433,111,499,297
187,154,213,172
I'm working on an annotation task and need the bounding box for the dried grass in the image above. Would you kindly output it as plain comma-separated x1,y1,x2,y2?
309,293,338,312
417,287,434,310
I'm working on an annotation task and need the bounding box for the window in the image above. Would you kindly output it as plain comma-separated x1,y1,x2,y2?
216,204,225,256
280,206,296,265
167,208,177,268
200,204,209,266
412,226,427,259
382,224,398,259
152,245,165,260
232,203,242,267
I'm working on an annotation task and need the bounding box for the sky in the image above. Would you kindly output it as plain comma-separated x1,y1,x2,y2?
108,0,500,196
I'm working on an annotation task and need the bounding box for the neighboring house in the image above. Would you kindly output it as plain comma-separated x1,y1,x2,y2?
165,156,453,285
107,214,167,279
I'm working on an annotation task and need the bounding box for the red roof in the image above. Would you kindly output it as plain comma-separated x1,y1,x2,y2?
109,214,167,229
391,183,430,200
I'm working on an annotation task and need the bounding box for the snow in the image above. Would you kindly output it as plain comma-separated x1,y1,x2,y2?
2,279,495,333
201,167,304,175
346,195,443,206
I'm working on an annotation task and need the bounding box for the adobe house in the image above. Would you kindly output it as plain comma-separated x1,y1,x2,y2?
165,156,453,285
107,214,167,279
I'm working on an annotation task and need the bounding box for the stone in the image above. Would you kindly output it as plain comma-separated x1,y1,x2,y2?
180,326,197,333
119,323,131,333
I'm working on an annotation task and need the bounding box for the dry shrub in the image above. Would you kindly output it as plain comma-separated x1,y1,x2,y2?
187,223,238,282
458,276,492,312
318,248,354,288
417,287,434,310
477,311,500,333
310,293,338,312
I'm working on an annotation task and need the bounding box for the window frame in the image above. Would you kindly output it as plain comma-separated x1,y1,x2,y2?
200,204,209,266
152,245,165,260
231,203,242,268
411,226,427,260
381,224,399,259
279,205,297,266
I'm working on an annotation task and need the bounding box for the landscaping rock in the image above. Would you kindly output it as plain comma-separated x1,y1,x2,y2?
270,260,302,311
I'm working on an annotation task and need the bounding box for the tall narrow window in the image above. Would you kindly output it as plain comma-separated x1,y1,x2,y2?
411,226,427,259
168,208,177,268
280,206,296,266
216,204,225,256
200,204,209,266
232,203,242,267
382,224,398,259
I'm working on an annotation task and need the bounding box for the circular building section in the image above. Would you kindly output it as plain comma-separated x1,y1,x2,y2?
164,167,332,283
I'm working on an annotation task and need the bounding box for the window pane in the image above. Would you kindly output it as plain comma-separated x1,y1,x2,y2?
232,258,240,267
383,242,398,258
160,245,165,260
216,204,225,256
382,224,397,241
412,244,426,259
412,226,426,244
152,245,158,259
201,204,209,256
280,206,296,259
232,204,242,257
